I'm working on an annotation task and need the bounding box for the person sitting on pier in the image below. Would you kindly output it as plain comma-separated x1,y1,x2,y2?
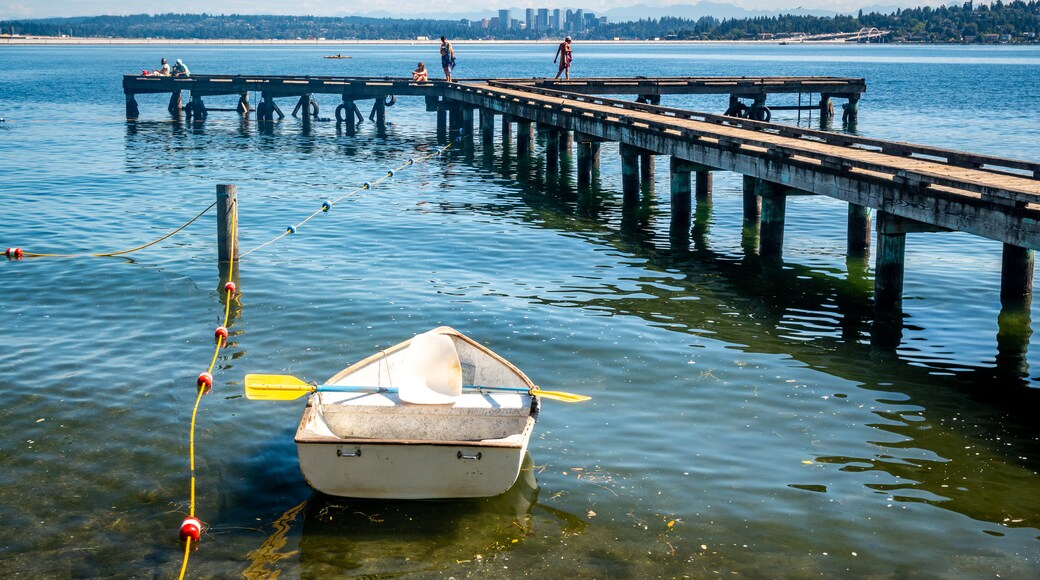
172,59,190,77
154,58,171,76
412,61,429,82
440,36,455,83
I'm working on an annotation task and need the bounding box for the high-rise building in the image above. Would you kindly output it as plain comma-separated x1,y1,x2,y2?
551,9,562,30
575,10,585,32
499,9,511,30
536,8,549,31
526,8,535,32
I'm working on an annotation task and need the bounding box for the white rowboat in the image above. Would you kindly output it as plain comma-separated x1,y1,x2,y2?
295,326,540,499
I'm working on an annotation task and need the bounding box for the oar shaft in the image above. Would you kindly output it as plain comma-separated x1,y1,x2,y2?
312,385,526,395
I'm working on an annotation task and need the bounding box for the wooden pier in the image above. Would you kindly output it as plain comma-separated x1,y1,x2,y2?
123,74,1040,351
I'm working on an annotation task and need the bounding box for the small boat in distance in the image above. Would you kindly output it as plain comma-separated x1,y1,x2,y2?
294,327,540,499
323,54,351,59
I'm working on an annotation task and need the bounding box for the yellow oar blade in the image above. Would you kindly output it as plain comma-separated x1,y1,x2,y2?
244,373,315,401
530,387,591,403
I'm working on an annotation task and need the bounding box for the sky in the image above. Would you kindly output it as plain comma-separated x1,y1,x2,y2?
0,1,959,20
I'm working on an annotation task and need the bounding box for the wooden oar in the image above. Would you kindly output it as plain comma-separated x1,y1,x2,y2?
244,373,591,403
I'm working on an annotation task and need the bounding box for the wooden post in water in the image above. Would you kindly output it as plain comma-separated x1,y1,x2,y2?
559,130,574,174
545,128,560,172
997,243,1034,379
695,170,713,202
436,105,447,142
517,120,532,157
448,105,461,135
847,203,873,259
374,97,386,133
1001,243,1034,312
479,108,495,147
576,139,593,186
301,94,312,129
461,107,474,138
669,157,694,224
216,184,239,264
620,144,640,205
343,97,356,136
168,90,182,117
742,176,762,223
639,153,655,191
759,184,787,261
237,93,250,115
873,211,906,346
501,114,512,142
590,142,601,172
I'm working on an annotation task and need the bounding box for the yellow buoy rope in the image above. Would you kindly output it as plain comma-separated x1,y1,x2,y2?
179,204,237,579
21,201,217,258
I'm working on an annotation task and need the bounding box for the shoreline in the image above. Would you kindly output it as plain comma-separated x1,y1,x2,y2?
0,37,890,46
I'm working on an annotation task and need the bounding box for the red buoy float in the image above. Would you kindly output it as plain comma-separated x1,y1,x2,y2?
197,372,213,393
179,517,202,542
5,247,23,259
214,326,229,344
224,281,237,295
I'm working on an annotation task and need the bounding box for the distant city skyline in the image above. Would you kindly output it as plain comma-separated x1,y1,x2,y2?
0,1,964,21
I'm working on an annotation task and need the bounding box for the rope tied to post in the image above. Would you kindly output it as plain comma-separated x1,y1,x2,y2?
8,202,217,259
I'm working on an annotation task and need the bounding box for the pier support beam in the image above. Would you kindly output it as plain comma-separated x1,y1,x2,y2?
640,153,655,189
436,106,447,140
168,90,182,117
517,120,533,157
872,212,907,345
843,95,860,124
545,128,560,172
1001,243,1034,313
620,144,640,205
847,203,873,259
759,185,787,261
237,93,250,115
341,97,356,135
461,107,474,138
374,98,386,134
669,157,695,222
559,130,574,173
501,115,513,142
576,142,592,186
479,108,495,148
742,176,763,223
125,94,140,120
216,184,239,264
695,170,713,202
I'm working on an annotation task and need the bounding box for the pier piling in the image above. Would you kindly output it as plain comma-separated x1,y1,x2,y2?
216,184,238,264
620,144,640,204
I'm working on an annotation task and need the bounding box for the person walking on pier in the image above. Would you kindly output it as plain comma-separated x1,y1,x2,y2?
554,37,572,80
440,36,455,82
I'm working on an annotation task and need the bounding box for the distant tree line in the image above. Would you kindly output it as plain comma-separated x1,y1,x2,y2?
2,2,1038,43
597,1,1040,41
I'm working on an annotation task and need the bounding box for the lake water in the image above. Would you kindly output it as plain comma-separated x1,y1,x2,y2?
1,42,1039,577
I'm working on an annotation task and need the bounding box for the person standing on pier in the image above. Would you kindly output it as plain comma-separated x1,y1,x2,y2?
440,36,455,82
554,37,572,80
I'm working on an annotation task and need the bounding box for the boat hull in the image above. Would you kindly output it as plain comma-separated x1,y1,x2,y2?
297,407,535,499
294,326,540,499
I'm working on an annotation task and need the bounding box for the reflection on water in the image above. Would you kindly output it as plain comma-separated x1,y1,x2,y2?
2,44,1039,577
275,454,546,578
